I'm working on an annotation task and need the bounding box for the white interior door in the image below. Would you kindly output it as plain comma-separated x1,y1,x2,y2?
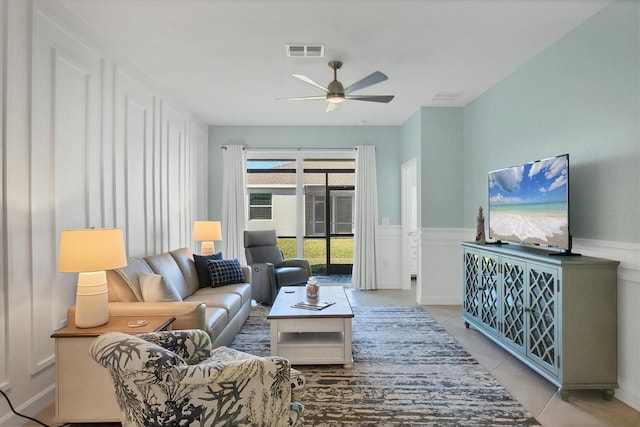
401,158,418,290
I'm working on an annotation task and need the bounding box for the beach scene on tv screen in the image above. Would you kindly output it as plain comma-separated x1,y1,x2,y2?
489,156,568,248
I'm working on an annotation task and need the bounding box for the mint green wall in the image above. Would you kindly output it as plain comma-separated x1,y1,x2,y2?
401,110,421,164
207,126,402,224
463,0,639,243
206,0,638,243
400,110,422,227
420,107,464,227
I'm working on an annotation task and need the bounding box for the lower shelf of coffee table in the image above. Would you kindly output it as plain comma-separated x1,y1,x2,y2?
278,331,344,345
269,318,353,366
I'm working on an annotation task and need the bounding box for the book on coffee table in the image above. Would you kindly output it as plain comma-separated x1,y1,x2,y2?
292,300,335,311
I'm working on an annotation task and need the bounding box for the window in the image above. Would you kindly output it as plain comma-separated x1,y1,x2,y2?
249,193,272,220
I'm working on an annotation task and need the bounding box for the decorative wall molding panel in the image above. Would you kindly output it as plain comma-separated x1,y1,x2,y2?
113,65,156,257
30,4,208,373
0,2,208,417
32,8,104,373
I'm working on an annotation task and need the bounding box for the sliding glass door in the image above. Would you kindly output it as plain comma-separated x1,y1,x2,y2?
303,160,354,275
245,153,354,276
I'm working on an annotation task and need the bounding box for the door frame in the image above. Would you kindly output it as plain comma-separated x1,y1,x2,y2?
326,185,355,275
245,149,356,272
401,158,419,291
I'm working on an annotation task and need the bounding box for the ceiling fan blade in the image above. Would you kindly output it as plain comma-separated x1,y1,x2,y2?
325,102,340,112
291,74,329,94
344,71,388,94
345,95,394,103
276,96,327,101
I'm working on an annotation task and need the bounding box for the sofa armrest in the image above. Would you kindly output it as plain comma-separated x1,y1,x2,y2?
67,301,207,332
241,265,251,284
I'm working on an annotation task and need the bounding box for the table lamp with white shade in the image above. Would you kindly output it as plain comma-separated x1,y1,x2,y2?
58,228,127,328
192,221,222,256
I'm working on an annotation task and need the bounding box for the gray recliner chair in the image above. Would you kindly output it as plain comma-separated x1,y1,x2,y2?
244,230,312,305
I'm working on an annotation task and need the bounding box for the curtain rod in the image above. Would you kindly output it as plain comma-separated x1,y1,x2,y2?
221,146,357,151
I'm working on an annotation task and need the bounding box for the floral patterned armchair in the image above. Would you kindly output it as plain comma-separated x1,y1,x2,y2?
90,329,304,427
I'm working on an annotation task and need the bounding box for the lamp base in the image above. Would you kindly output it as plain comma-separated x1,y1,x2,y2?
74,271,109,328
200,241,215,256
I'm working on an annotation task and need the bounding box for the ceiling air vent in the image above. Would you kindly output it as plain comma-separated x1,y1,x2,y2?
286,44,325,58
432,91,461,101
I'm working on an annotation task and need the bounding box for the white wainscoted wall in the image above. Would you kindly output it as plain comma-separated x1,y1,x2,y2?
0,1,208,424
571,238,640,408
418,228,471,305
377,225,403,289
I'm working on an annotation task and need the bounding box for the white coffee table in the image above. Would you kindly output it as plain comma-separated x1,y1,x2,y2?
268,286,354,368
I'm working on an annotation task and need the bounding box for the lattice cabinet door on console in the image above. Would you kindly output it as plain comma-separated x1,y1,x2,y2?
461,242,619,402
526,263,559,377
501,258,527,355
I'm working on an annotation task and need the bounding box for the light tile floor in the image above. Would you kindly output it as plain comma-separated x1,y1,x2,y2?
346,285,640,427
27,284,640,427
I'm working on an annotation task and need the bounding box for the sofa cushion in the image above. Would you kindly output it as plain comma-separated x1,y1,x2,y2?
109,257,154,302
144,252,191,299
205,283,252,305
105,270,138,302
170,248,201,296
206,259,245,287
193,252,223,288
140,273,182,302
184,290,243,321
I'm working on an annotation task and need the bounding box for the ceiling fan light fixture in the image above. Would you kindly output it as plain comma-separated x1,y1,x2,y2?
279,60,394,111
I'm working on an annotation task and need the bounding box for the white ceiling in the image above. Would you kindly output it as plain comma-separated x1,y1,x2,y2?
60,0,610,126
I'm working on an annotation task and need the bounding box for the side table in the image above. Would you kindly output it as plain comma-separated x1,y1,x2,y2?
51,316,175,423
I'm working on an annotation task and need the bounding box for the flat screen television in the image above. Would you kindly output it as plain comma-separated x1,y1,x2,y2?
488,153,572,254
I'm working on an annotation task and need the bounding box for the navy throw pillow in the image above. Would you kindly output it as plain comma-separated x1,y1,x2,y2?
193,252,223,287
206,259,245,287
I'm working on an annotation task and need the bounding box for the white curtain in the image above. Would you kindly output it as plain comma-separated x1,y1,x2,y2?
221,145,247,264
352,145,379,290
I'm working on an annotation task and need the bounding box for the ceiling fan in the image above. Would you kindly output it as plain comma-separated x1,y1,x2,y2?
278,61,394,112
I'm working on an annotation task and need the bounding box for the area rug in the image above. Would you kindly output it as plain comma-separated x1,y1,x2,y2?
230,305,541,427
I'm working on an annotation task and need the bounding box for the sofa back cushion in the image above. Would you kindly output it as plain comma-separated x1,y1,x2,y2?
144,252,191,299
107,257,154,302
170,248,201,295
139,273,183,302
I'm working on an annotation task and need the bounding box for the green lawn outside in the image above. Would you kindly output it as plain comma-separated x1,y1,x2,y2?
278,237,353,274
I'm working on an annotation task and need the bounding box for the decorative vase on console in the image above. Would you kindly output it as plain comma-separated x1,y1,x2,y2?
476,206,486,244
